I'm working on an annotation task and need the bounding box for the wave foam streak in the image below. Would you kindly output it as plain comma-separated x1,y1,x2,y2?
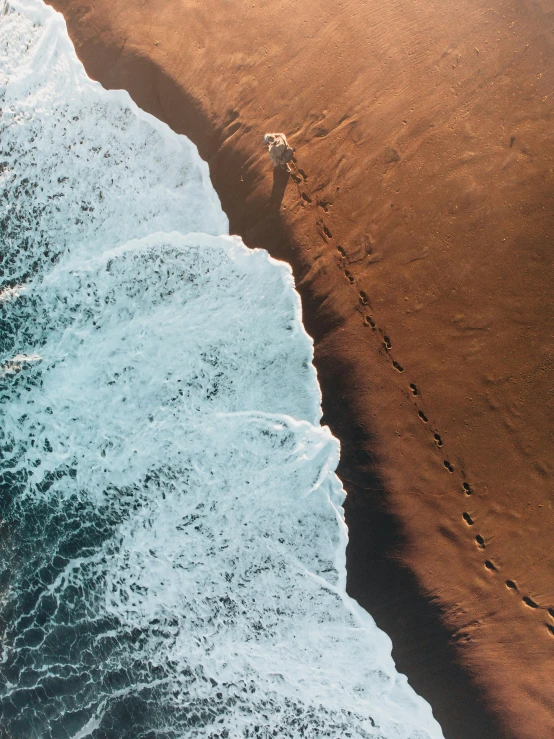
0,1,444,737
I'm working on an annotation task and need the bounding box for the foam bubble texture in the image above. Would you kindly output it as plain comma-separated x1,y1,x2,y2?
0,1,444,737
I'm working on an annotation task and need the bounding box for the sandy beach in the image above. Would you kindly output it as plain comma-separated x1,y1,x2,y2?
47,0,554,736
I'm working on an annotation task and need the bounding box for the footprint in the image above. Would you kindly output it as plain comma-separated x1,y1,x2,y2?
443,460,454,472
506,580,517,590
475,534,485,549
318,200,330,212
359,291,369,305
548,608,554,620
462,512,474,526
344,270,355,284
301,192,312,203
522,596,539,609
546,624,554,637
484,560,497,572
383,335,392,349
323,225,332,239
364,316,376,329
434,433,443,447
462,482,473,495
291,173,302,183
392,361,404,373
409,383,418,396
418,411,428,423
298,169,308,180
337,245,346,256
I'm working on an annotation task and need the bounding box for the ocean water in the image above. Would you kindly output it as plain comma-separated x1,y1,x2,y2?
0,1,445,737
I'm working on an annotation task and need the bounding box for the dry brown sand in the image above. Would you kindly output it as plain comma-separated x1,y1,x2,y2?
48,0,554,737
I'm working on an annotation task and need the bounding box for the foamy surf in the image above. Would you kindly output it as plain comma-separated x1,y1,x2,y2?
0,1,444,737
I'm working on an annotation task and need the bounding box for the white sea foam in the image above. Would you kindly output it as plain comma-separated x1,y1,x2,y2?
0,1,445,737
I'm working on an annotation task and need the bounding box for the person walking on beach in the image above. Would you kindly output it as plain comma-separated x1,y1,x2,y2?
264,133,294,172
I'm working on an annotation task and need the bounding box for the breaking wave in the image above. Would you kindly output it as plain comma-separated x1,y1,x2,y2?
0,1,444,737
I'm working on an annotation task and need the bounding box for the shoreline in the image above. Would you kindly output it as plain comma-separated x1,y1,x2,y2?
47,1,554,737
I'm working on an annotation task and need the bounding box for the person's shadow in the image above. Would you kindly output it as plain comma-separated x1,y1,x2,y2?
269,166,290,210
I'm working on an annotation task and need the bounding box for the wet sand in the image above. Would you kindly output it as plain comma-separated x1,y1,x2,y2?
47,0,554,737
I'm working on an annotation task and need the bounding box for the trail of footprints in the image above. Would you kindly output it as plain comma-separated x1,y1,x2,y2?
289,159,554,640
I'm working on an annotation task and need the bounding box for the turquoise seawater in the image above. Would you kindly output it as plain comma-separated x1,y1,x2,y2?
0,2,444,737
